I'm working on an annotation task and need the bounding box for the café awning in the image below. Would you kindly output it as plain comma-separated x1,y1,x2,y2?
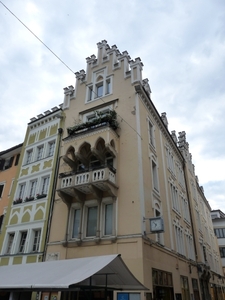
0,254,147,291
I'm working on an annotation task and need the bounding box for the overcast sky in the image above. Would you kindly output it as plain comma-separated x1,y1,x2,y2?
0,0,225,212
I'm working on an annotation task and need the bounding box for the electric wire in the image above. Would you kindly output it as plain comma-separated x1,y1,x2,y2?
87,87,143,140
1,1,143,140
1,0,144,141
0,1,75,74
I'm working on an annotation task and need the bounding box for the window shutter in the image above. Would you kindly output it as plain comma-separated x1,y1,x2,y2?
15,154,20,166
0,185,4,198
0,214,4,231
8,156,14,168
0,159,5,170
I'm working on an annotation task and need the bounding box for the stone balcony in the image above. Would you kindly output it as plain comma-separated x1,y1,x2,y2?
58,166,118,201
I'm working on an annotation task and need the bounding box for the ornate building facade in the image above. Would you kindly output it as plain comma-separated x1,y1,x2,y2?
44,41,224,300
0,106,64,267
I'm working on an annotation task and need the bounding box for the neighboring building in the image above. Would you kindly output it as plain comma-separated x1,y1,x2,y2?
211,210,225,276
45,40,224,300
0,106,64,267
0,143,23,232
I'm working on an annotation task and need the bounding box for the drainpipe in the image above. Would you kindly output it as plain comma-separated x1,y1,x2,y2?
183,158,198,261
42,127,63,261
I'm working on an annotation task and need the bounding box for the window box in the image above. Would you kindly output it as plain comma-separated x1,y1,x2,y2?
25,196,35,202
67,110,119,136
13,198,23,205
36,193,47,199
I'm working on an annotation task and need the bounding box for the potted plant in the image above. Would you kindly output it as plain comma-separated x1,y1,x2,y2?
25,196,35,202
67,110,119,136
13,198,22,205
36,193,47,199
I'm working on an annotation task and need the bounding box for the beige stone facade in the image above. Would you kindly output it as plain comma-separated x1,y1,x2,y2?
45,41,224,300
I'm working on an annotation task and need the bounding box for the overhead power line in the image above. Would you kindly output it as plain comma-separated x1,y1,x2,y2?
0,1,75,74
1,1,143,141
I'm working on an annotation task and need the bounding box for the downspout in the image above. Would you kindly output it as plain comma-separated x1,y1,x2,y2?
183,158,198,261
42,127,63,261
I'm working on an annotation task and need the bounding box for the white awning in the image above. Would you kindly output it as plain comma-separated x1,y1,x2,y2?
0,254,147,291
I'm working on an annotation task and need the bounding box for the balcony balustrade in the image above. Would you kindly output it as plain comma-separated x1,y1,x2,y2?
58,166,117,198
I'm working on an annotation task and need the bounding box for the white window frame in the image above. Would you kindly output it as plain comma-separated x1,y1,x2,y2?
85,204,98,238
148,118,155,147
17,183,26,201
170,183,180,214
18,231,27,253
177,164,185,187
5,232,15,254
182,197,191,223
29,179,37,198
25,149,33,165
174,225,185,256
166,147,174,173
47,140,55,157
40,176,50,195
83,105,113,123
31,229,41,252
36,145,44,161
102,199,114,237
71,205,82,239
85,69,113,103
151,158,159,192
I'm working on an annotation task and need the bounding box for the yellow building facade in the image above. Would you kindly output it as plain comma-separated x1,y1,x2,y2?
0,107,64,269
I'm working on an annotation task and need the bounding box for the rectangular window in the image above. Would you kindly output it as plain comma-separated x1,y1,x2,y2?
166,148,174,173
96,84,103,97
170,184,180,213
18,231,27,253
29,180,37,198
104,204,113,235
87,86,93,102
1,156,14,170
152,161,159,191
26,150,33,164
180,276,190,300
32,230,41,252
86,206,97,237
48,141,55,157
214,228,225,238
37,145,44,161
6,233,15,254
18,183,26,200
40,176,50,195
106,79,111,94
178,166,185,187
148,121,154,146
72,209,81,238
175,226,185,255
186,235,195,260
182,198,190,223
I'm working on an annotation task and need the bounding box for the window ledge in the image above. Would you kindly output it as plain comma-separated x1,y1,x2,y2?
66,236,117,247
